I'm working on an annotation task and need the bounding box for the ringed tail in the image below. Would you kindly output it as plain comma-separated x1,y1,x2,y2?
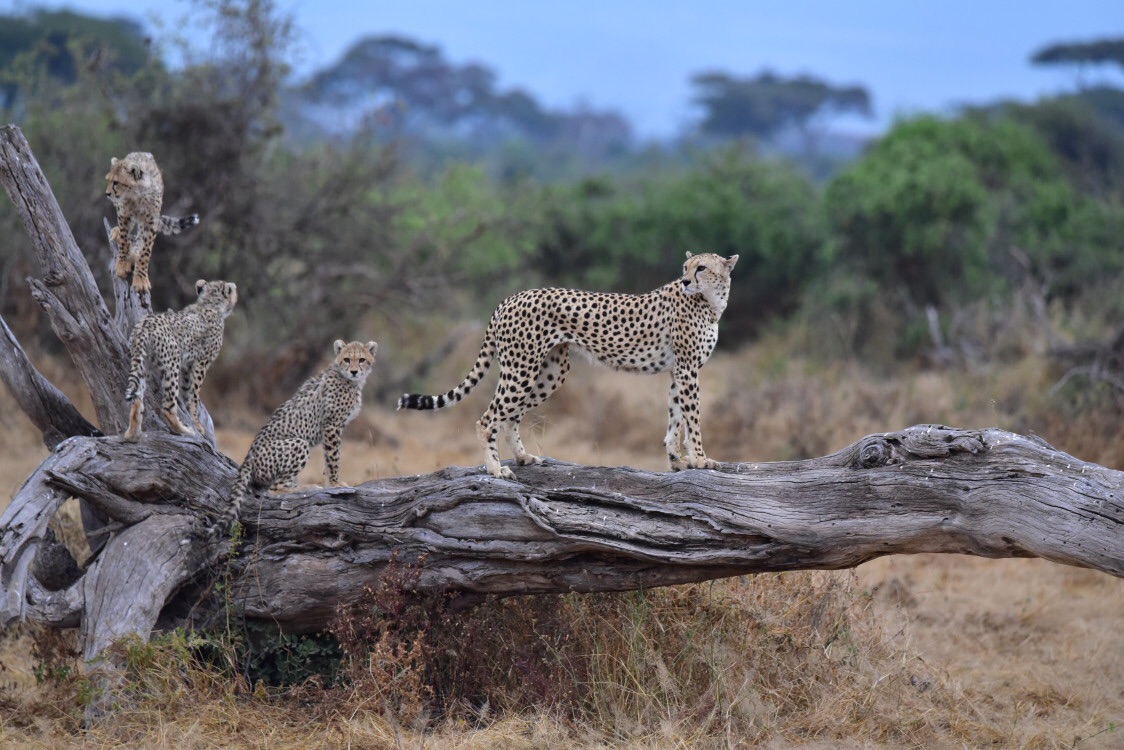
398,323,496,411
209,463,250,539
159,213,200,235
123,329,148,403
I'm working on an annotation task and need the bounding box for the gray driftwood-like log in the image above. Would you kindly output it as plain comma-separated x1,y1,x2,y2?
2,124,1124,675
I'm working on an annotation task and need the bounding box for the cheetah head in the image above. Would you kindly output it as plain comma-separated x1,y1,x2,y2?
680,252,739,316
194,279,239,317
104,153,156,203
333,339,378,385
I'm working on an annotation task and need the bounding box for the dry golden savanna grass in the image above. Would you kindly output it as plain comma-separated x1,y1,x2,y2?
1,334,1123,749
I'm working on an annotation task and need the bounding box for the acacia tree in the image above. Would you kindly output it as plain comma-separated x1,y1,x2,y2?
690,69,872,142
1031,37,1124,78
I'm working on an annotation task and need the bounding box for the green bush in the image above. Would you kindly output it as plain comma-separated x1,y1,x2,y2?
824,113,1124,313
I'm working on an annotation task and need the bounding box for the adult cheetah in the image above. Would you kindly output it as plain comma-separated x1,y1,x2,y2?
399,252,738,478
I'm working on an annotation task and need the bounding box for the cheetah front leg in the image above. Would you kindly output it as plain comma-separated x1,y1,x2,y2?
668,365,718,471
129,227,156,293
323,425,347,487
664,375,686,467
111,214,134,279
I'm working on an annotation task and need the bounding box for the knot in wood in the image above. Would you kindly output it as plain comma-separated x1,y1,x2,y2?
856,438,898,469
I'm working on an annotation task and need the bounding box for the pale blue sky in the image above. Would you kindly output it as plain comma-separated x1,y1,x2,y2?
13,0,1124,138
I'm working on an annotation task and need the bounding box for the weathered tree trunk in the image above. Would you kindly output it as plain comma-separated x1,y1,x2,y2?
2,125,1124,676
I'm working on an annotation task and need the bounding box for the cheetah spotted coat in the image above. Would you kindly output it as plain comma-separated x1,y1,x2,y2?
399,252,739,478
123,280,238,442
218,340,378,534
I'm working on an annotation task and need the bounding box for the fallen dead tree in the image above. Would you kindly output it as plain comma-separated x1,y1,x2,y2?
2,124,1124,675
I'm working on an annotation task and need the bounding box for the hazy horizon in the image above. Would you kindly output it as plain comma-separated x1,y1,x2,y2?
24,0,1124,138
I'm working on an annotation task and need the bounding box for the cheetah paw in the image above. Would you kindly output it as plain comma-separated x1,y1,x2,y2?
671,456,719,471
489,465,517,480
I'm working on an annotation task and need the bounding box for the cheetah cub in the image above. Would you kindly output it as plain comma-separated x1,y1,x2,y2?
105,152,200,294
219,340,378,532
399,252,738,479
123,280,238,442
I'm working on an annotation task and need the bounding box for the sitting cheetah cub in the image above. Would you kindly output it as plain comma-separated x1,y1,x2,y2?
399,252,738,479
105,151,200,294
218,340,378,533
123,280,238,441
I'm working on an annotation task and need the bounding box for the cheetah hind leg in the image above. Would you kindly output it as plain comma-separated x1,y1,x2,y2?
123,398,144,442
507,344,570,467
506,418,542,467
160,387,196,436
476,414,515,480
262,439,314,493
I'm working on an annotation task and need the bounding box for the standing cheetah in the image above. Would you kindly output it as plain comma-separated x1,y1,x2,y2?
123,280,238,441
105,152,200,294
399,252,739,478
218,340,378,533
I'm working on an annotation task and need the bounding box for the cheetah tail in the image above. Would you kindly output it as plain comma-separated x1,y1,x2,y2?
158,213,200,235
123,330,147,405
208,464,250,539
397,324,496,411
122,329,148,442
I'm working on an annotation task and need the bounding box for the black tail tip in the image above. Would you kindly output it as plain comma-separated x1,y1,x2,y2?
398,393,435,410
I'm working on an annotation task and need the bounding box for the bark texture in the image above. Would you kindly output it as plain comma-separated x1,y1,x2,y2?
1,125,1123,671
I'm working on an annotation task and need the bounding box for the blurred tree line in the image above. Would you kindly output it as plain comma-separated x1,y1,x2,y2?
0,0,1122,390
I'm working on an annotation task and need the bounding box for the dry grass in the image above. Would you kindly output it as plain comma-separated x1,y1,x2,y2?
2,330,1124,748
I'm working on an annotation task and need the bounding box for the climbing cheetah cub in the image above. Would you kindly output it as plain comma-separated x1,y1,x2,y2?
399,252,739,479
123,280,238,442
105,152,200,294
219,340,378,532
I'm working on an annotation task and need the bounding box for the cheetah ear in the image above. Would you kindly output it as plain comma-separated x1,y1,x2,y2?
195,279,206,295
367,341,378,357
725,254,739,270
685,251,694,259
129,166,144,181
333,339,345,355
224,282,237,298
110,157,119,166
